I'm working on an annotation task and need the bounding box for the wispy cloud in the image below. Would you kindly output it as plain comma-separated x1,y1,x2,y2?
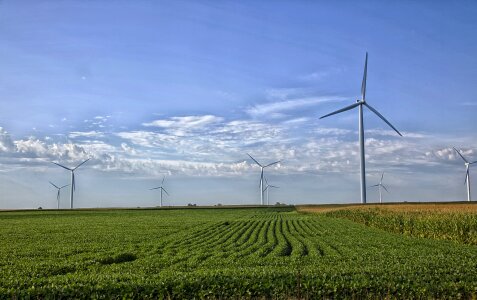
314,127,352,136
0,127,15,152
1,111,476,179
246,96,345,117
143,115,223,129
365,129,428,139
69,131,105,138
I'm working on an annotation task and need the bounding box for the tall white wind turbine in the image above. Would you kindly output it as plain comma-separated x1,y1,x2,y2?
453,147,476,202
247,154,281,205
49,181,69,209
263,178,279,206
150,176,169,207
319,53,402,204
52,158,90,209
369,172,388,204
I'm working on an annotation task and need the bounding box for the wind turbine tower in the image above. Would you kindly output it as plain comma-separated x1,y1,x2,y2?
49,181,69,209
263,178,279,205
369,172,388,204
150,176,169,207
248,154,281,205
52,159,90,209
320,53,402,204
454,147,476,202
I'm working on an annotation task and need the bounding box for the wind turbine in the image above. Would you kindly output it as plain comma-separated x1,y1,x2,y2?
247,154,281,205
453,147,476,202
319,53,402,204
150,176,169,207
52,158,90,209
369,172,388,204
49,181,69,209
263,178,279,206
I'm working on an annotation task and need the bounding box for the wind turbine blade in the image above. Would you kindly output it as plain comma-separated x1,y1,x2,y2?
263,186,268,192
150,187,161,190
161,176,165,185
369,184,380,187
247,153,263,167
382,185,389,193
162,188,169,195
364,103,402,136
264,160,281,168
380,172,384,184
57,190,60,201
49,181,60,189
453,147,469,163
73,158,90,170
52,162,72,171
319,102,360,119
265,177,269,185
471,161,477,165
269,185,279,188
60,184,69,189
361,52,368,101
465,169,469,185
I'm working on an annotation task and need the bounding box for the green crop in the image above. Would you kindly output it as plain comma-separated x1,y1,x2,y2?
1,207,477,299
325,206,477,245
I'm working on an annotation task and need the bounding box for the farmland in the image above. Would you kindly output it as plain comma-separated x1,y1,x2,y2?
299,202,477,245
1,206,477,298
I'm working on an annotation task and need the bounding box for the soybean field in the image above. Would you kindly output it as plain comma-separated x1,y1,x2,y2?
1,207,477,299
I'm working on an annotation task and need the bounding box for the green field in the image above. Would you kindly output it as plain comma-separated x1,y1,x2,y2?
1,206,477,298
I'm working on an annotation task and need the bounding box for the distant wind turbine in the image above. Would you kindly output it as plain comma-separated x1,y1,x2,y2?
369,172,388,204
49,181,69,209
453,147,476,202
248,154,281,205
52,159,90,209
319,53,402,204
263,178,279,206
150,176,169,207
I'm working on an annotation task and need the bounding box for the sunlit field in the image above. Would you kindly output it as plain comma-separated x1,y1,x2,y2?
1,206,477,298
299,202,477,245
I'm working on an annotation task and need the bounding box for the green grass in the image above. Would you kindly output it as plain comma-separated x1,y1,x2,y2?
1,207,477,298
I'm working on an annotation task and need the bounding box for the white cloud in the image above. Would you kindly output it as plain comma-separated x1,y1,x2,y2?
282,117,309,125
121,143,137,156
69,131,105,138
365,129,428,139
1,110,476,181
0,127,15,152
314,127,352,136
142,115,223,129
246,96,344,117
115,131,177,148
431,147,475,162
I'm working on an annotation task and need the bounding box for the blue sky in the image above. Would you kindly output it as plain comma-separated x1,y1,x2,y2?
1,1,477,209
